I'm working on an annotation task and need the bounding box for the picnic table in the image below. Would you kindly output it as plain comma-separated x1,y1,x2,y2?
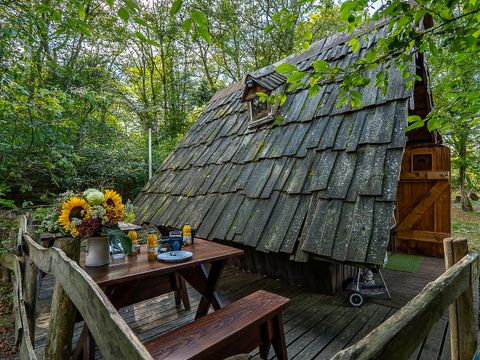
75,238,244,359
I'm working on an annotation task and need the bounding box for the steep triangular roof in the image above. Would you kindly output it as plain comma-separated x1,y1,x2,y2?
134,22,417,266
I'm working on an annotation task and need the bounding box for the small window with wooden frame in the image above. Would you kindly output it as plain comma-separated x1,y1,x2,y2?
242,76,285,128
411,153,433,172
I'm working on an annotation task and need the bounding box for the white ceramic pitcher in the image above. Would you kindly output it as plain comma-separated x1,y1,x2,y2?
85,236,110,266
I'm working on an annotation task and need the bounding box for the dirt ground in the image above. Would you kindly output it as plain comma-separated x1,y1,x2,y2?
0,281,17,359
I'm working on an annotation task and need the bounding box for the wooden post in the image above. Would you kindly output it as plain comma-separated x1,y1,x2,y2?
45,237,81,360
444,238,477,360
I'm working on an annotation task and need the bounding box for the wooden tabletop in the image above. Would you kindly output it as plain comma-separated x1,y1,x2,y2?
80,239,244,287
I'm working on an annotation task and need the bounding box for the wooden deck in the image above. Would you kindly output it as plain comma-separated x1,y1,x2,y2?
34,256,463,359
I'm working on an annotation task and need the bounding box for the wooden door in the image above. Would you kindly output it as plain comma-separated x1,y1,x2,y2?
396,145,451,257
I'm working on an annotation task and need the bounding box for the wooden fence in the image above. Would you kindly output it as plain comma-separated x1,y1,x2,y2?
0,215,478,360
333,238,478,360
1,216,153,359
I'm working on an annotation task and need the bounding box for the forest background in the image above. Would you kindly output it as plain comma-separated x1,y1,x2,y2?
1,0,479,209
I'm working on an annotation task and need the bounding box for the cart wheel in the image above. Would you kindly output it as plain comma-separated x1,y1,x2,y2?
349,291,364,307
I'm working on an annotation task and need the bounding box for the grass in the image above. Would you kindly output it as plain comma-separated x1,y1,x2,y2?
451,205,480,253
386,253,423,272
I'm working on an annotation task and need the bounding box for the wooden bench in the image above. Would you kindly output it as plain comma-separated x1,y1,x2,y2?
144,290,291,360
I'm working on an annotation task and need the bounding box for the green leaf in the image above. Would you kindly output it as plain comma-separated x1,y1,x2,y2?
191,9,208,27
197,26,211,44
170,0,182,16
134,31,147,42
275,63,298,74
308,84,321,98
286,71,306,83
256,92,268,101
182,18,192,33
77,20,91,36
439,7,453,20
427,118,441,132
287,82,305,92
348,37,360,52
407,115,422,123
118,7,130,22
133,16,148,26
312,60,330,72
123,0,140,11
105,226,132,255
405,121,424,132
340,1,357,22
264,25,275,34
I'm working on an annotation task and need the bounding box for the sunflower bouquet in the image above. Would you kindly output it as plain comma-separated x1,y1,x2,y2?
57,189,126,237
40,188,134,253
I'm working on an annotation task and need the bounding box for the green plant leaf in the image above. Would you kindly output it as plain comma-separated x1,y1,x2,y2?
286,71,306,83
427,117,441,131
197,26,211,44
133,16,148,26
182,18,192,33
312,60,329,72
407,115,422,123
348,37,360,52
191,9,208,27
118,7,130,22
105,226,132,255
170,0,182,16
275,63,297,74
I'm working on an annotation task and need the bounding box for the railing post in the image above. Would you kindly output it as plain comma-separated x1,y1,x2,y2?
444,238,477,360
44,237,81,359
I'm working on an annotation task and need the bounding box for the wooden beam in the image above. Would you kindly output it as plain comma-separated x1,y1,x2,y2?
397,230,450,243
331,250,478,360
444,238,477,360
45,238,81,359
398,180,449,230
23,234,153,360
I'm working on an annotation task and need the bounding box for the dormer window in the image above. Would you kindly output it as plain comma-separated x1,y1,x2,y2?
242,73,286,128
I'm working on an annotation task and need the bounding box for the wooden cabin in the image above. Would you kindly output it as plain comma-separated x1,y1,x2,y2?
134,22,450,295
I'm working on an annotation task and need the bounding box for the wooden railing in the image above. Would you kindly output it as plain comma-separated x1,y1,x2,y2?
0,216,153,359
333,238,478,360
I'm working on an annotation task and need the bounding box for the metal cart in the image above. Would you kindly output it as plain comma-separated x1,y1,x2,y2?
346,267,392,307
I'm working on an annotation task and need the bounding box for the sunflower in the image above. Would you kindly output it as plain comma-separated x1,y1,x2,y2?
103,189,125,224
58,197,90,237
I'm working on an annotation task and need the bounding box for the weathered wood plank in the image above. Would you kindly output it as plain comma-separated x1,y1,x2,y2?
23,234,153,360
444,238,477,360
332,251,478,360
45,238,81,359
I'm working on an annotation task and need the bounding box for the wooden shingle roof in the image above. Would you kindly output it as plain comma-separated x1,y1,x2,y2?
134,23,415,265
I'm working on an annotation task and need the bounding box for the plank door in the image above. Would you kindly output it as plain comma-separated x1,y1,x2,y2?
396,145,451,257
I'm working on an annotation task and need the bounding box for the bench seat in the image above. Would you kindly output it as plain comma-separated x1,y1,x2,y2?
144,290,290,360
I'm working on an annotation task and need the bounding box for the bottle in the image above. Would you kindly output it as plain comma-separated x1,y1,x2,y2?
147,230,158,261
183,224,192,246
127,231,138,256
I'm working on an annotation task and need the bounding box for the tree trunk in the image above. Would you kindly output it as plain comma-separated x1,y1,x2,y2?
44,238,81,360
458,128,473,212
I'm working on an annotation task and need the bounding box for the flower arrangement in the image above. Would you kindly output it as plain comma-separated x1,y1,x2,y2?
39,188,135,253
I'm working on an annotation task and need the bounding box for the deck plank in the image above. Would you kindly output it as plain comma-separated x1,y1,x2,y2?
33,257,462,360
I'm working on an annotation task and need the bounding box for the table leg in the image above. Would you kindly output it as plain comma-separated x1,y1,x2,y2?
178,260,226,318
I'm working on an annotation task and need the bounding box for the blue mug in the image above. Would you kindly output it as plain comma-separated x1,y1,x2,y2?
169,237,183,251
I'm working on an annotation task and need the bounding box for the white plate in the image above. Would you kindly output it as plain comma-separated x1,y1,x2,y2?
157,250,193,262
